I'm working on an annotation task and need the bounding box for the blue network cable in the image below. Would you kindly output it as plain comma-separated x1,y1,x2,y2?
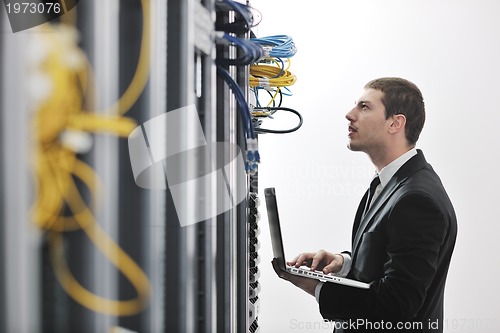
215,0,255,34
217,33,264,66
217,65,260,173
216,65,255,139
251,35,297,58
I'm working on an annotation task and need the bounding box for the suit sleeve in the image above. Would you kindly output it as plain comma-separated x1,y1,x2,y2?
319,193,449,322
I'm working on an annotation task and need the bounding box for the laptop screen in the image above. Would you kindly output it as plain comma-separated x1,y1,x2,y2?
264,187,287,271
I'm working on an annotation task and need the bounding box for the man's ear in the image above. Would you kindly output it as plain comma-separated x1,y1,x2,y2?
388,114,406,134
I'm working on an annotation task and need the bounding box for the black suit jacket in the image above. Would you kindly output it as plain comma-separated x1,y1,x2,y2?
319,150,457,333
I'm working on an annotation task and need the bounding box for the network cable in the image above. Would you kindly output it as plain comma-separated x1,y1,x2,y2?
251,35,297,59
250,60,297,88
253,87,283,108
252,106,303,134
215,0,256,34
217,65,260,173
216,33,264,66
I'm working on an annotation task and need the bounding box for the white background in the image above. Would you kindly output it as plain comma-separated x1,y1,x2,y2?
252,0,500,332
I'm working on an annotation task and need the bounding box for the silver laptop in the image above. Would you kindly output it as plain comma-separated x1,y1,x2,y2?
264,187,370,289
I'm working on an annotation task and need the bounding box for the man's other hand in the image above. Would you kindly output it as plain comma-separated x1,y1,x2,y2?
271,258,319,297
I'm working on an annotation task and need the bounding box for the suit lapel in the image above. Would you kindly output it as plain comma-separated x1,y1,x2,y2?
351,150,429,255
351,190,370,243
352,177,404,253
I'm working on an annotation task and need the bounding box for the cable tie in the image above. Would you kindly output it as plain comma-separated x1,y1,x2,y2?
214,31,225,38
60,130,93,154
262,46,272,58
258,78,270,86
246,138,259,151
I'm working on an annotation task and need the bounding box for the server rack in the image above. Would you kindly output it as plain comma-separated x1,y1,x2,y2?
165,0,218,332
1,14,42,333
0,0,261,331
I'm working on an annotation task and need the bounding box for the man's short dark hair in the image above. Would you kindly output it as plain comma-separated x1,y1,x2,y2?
365,77,425,145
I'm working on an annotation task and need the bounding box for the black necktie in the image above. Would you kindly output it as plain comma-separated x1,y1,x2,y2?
363,176,381,217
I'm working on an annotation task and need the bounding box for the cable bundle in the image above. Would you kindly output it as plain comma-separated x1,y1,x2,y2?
249,34,303,134
251,35,297,59
217,65,260,173
216,33,264,66
249,61,297,88
215,1,263,173
249,34,298,109
250,57,297,110
215,4,303,166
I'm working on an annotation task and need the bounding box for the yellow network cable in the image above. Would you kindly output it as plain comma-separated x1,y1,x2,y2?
249,58,297,88
95,0,151,116
29,0,153,317
58,0,151,116
266,87,281,107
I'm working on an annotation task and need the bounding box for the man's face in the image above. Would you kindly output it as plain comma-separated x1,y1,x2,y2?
345,88,391,153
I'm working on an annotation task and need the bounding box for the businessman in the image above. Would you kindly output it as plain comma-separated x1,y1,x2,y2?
272,77,457,332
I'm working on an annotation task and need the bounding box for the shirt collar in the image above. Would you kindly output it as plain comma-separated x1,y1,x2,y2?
377,148,417,188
